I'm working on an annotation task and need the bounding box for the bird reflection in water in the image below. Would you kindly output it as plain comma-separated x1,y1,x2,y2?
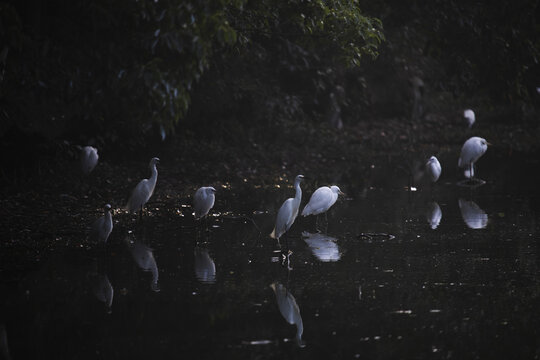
128,240,160,291
194,247,216,284
459,198,488,229
426,201,442,229
302,231,341,262
91,271,114,314
270,282,305,348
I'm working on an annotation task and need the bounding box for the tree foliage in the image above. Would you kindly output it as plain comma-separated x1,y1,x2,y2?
0,0,384,145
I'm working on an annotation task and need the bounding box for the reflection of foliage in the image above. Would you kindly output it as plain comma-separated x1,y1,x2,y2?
0,0,384,144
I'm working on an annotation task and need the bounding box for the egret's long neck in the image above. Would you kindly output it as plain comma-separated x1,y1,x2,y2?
105,210,112,223
294,180,302,202
149,164,158,187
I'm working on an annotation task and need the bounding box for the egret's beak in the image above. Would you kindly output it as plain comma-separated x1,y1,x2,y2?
487,142,492,146
339,190,346,196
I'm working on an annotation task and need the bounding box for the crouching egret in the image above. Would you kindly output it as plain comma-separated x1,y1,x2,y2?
270,175,305,244
458,137,489,185
463,109,475,128
302,185,344,217
90,204,113,243
193,187,216,220
126,157,160,216
425,156,441,183
301,185,344,230
80,146,99,174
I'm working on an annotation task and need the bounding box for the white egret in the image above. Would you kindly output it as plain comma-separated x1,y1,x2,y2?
80,146,99,174
458,137,489,182
425,156,441,183
301,185,344,217
126,157,160,216
194,247,216,284
302,231,341,262
463,109,475,128
90,204,113,243
193,187,216,220
270,174,305,242
270,282,305,347
426,201,442,229
459,199,488,229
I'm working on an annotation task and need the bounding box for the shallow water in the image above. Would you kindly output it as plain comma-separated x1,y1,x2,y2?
1,154,540,359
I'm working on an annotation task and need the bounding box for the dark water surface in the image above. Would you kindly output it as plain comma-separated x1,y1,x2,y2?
1,154,540,359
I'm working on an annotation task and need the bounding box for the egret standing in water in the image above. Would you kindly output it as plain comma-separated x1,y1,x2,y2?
80,146,99,174
126,157,160,217
463,109,475,128
458,137,489,185
270,175,305,244
193,187,216,220
90,204,113,243
301,185,344,230
425,156,441,183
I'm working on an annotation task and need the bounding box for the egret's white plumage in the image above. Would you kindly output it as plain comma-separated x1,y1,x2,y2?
80,146,99,174
459,199,488,229
425,156,441,182
270,175,305,240
126,157,160,213
458,137,488,182
301,185,344,216
464,109,475,128
90,204,113,243
270,282,305,347
193,187,216,220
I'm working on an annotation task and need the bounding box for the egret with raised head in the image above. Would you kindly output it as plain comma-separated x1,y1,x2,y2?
270,175,305,243
126,157,160,216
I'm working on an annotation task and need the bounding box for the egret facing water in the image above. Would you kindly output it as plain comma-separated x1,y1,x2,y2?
301,185,344,217
425,156,441,183
126,157,159,215
80,146,99,174
193,187,216,220
90,204,113,243
458,137,488,183
270,175,304,242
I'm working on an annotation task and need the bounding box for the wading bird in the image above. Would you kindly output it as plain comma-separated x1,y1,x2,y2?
458,137,488,184
301,185,344,230
425,156,441,183
270,175,305,244
464,109,475,128
90,204,113,243
126,157,160,217
193,187,216,220
80,146,99,174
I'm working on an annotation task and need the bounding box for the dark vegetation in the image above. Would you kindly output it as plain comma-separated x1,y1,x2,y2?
1,0,540,258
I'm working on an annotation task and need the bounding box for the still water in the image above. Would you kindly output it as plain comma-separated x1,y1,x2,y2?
1,158,540,359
